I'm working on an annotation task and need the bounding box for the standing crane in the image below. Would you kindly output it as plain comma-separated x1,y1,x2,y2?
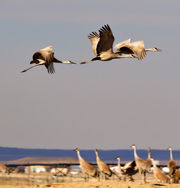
168,146,176,177
151,158,170,183
114,38,161,60
21,45,76,74
81,24,135,64
130,144,151,183
94,149,112,179
74,148,98,180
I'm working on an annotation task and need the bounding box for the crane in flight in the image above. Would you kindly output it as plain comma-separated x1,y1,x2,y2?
21,45,76,74
114,38,161,60
81,24,135,64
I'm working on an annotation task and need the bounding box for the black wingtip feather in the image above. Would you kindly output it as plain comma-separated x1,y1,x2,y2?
99,24,111,34
88,32,99,39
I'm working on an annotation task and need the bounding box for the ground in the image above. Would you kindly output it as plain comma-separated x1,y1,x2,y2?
0,173,180,188
1,181,180,188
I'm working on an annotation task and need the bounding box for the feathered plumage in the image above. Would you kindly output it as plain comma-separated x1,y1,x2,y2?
21,46,76,73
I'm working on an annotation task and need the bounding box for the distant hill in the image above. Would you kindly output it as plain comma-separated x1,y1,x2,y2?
0,146,180,163
4,157,79,165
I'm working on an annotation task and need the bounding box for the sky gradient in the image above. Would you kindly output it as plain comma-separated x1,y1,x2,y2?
0,0,180,150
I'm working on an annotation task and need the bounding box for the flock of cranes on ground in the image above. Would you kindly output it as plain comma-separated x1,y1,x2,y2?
21,24,160,73
74,145,180,184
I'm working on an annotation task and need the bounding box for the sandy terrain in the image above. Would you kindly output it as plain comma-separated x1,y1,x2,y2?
0,181,180,188
0,172,179,188
0,178,180,188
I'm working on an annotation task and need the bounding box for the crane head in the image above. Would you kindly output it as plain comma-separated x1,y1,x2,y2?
115,156,120,160
130,144,136,149
153,47,161,52
167,146,172,151
73,148,79,152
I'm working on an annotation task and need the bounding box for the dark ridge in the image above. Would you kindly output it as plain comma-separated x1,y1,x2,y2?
0,147,180,163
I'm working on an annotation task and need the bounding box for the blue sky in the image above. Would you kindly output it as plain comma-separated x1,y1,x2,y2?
0,0,180,149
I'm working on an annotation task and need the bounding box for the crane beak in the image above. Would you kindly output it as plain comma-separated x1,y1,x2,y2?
154,47,162,52
131,54,137,58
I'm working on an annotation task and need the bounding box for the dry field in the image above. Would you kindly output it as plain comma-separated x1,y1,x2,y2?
0,174,180,188
0,180,180,188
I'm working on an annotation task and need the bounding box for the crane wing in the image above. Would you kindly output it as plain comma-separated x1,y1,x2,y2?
121,40,146,60
39,46,54,62
97,24,114,55
123,161,136,170
40,46,53,54
88,32,100,56
114,38,131,52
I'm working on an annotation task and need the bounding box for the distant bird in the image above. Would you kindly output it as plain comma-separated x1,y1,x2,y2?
168,146,176,177
151,157,170,183
74,148,98,180
81,24,135,64
115,156,138,181
131,144,151,183
21,45,76,74
114,38,161,60
95,149,112,179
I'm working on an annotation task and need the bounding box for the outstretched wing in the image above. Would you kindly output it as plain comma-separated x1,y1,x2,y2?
123,161,136,170
127,40,146,60
114,38,131,52
117,40,146,60
88,32,100,56
96,24,114,55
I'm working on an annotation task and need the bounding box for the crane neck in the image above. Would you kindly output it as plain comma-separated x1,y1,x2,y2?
95,150,100,161
170,149,173,160
133,147,138,159
76,150,83,162
145,48,154,51
117,158,121,168
148,148,151,159
117,158,121,173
